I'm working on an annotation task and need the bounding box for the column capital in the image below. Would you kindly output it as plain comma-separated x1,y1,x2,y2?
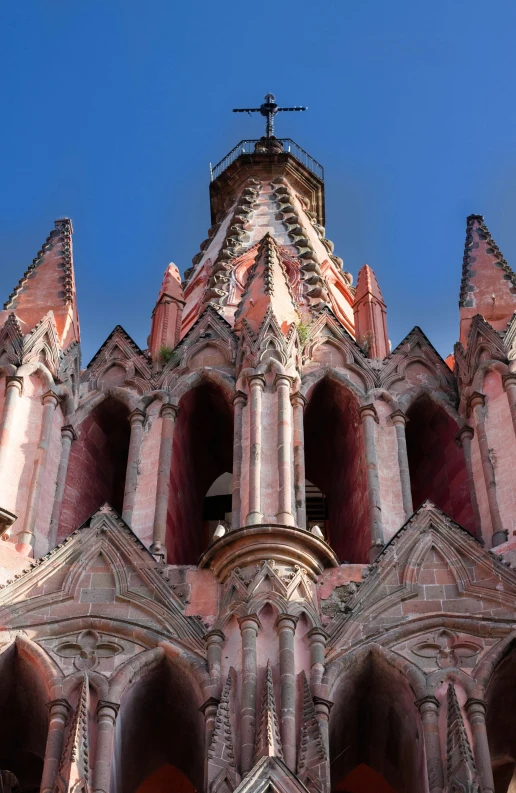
5,375,23,394
160,402,178,420
390,409,408,427
359,403,379,423
465,697,487,716
199,696,220,716
129,408,146,426
46,698,72,717
290,391,307,408
275,613,299,631
274,373,293,389
468,391,486,413
96,700,120,722
60,424,77,442
415,694,440,712
205,628,226,647
307,626,329,644
247,373,266,388
456,424,474,446
231,390,248,407
42,390,61,408
313,695,334,716
238,613,261,632
502,372,516,390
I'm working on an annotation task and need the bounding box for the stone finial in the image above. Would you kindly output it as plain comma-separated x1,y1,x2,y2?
353,264,389,359
253,661,284,764
56,673,90,792
297,672,328,791
148,262,185,363
207,670,239,791
446,683,480,793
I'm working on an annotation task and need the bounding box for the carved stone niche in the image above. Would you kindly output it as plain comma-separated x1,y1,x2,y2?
198,524,338,583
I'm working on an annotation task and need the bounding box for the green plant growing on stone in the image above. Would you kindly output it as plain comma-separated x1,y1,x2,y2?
158,345,180,367
296,321,311,348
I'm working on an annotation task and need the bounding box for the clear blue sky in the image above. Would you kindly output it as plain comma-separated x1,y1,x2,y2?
1,1,516,364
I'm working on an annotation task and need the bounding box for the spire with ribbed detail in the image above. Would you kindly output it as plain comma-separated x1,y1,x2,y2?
446,683,480,793
207,669,239,791
459,214,516,345
353,263,389,359
297,672,328,790
55,673,90,793
253,661,284,764
148,262,185,362
0,218,80,349
235,233,299,334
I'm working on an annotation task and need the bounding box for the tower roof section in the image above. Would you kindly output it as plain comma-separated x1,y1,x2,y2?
209,137,325,227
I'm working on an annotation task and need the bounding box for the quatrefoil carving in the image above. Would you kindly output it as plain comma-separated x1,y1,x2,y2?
411,629,481,669
55,629,122,670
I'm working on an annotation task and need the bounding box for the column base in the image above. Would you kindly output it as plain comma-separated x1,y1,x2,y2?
276,511,295,526
246,511,263,526
492,530,508,547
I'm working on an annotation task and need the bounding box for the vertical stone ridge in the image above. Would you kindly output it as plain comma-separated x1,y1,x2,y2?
297,671,327,784
253,661,284,764
208,669,237,768
446,682,479,793
56,673,90,792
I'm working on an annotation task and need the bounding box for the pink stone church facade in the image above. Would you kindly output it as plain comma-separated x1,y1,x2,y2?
0,124,516,793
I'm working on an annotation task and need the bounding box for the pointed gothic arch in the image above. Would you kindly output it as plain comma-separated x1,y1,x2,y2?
0,638,56,792
329,646,426,793
166,378,234,563
59,396,131,538
110,652,205,793
404,393,475,532
303,375,369,562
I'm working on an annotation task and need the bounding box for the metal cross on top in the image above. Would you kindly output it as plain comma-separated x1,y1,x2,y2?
233,93,307,138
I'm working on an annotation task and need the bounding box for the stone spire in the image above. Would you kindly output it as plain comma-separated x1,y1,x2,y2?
353,263,389,359
235,233,299,334
446,683,480,793
55,673,91,793
207,670,239,790
253,661,284,764
459,214,516,345
148,262,185,362
0,218,80,350
297,672,328,791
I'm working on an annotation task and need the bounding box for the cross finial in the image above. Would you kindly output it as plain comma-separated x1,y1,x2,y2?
233,93,307,138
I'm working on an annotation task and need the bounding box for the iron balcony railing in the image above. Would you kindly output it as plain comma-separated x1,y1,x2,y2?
210,139,324,182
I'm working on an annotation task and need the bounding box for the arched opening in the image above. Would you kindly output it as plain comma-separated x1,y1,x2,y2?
304,378,369,562
111,656,204,793
330,653,425,793
405,395,474,532
0,643,49,791
59,397,131,538
486,647,516,791
167,381,233,564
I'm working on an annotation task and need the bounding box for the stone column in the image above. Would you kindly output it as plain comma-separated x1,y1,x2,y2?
468,392,506,546
415,695,444,793
151,403,178,556
48,425,76,549
19,390,60,548
276,614,298,771
465,698,495,793
291,392,307,529
313,696,333,760
92,700,120,793
276,375,295,526
238,614,260,774
502,373,516,440
455,426,482,537
0,376,23,489
390,410,413,519
359,404,385,560
307,627,328,691
246,376,265,526
40,699,71,793
206,629,225,696
122,408,146,525
231,391,247,530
